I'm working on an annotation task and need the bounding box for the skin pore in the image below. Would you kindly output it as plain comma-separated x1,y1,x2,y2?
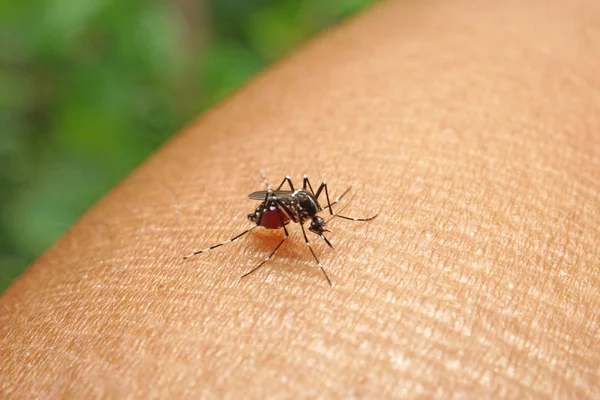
1,0,599,397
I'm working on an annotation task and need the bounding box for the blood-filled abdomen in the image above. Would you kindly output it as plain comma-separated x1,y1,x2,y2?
259,209,290,229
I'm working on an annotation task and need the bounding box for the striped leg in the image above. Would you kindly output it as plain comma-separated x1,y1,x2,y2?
260,170,271,190
302,174,316,195
300,222,332,287
322,186,352,211
316,181,378,222
182,225,258,260
241,202,290,279
240,235,288,279
275,175,295,191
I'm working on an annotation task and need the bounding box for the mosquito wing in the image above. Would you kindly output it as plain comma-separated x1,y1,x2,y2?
248,190,294,200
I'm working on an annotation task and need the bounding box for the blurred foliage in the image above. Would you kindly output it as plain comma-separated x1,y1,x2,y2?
0,0,375,291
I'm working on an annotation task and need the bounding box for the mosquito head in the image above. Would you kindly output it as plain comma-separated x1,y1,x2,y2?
309,215,330,235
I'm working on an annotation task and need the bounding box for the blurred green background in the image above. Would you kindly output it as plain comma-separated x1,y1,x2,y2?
0,0,375,291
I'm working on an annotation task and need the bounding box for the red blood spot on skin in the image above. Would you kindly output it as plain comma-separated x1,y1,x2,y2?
259,209,290,229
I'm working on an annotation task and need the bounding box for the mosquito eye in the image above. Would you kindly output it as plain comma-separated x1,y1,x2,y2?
311,216,324,229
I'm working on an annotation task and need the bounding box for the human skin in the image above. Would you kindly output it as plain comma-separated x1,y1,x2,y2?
2,0,600,398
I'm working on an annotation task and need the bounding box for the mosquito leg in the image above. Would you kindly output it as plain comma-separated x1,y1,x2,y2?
275,175,295,191
317,183,378,221
325,193,356,224
277,202,291,238
260,170,271,190
334,213,379,222
315,181,335,216
300,223,332,286
274,199,295,222
302,174,316,195
240,236,288,279
254,189,273,226
182,225,258,260
241,202,290,279
322,186,352,211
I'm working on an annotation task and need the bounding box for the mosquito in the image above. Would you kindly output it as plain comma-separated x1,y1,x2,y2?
182,172,377,286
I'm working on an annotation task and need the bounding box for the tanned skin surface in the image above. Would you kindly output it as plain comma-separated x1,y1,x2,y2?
1,0,599,398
